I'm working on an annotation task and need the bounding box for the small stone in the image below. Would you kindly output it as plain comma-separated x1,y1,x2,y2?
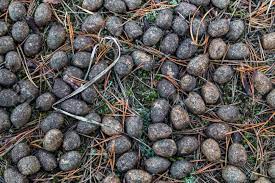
226,42,250,60
209,38,227,59
43,129,63,152
170,160,193,179
47,23,66,50
11,103,32,129
261,32,275,50
226,20,245,41
267,89,275,108
222,165,246,183
145,156,171,174
150,98,170,123
17,156,41,175
34,3,52,27
23,34,42,57
177,136,199,155
148,123,172,141
63,131,81,151
35,92,55,111
5,51,22,72
208,19,230,37
0,55,3,64
211,0,230,9
191,18,207,38
156,9,173,29
74,35,93,51
201,82,220,104
106,135,132,155
175,2,197,18
49,51,69,71
0,36,15,54
213,65,234,84
251,174,261,182
0,109,10,132
170,105,190,130
0,0,9,13
82,0,103,11
11,143,30,163
4,167,28,183
88,60,108,83
255,177,272,183
228,143,247,167
161,61,179,79
52,78,72,98
157,79,176,99
131,50,154,71
72,52,91,69
143,26,163,46
176,38,198,59
172,16,189,36
187,54,209,76
153,139,177,157
8,1,26,21
36,150,57,171
232,132,243,143
11,21,29,43
63,66,84,89
253,71,272,95
124,169,152,183
40,113,64,133
62,66,84,90
205,123,232,140
268,163,275,178
114,55,134,77
0,21,8,36
123,0,142,10
15,80,38,101
0,89,20,107
190,0,210,6
106,16,123,37
185,92,206,114
77,112,101,134
0,68,17,86
125,115,143,138
201,138,221,162
102,174,120,183
217,105,240,122
180,74,197,92
61,99,89,116
81,86,97,104
160,33,179,55
101,116,123,136
116,151,138,172
82,13,105,33
59,151,81,171
124,21,143,39
104,0,126,13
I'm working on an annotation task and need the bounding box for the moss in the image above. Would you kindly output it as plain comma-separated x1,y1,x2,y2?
145,11,158,24
247,155,257,165
155,74,162,81
97,102,112,115
169,0,179,5
184,174,197,183
168,156,184,162
243,132,257,148
139,141,155,158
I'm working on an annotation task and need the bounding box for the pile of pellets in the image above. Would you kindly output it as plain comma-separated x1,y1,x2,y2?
0,0,274,182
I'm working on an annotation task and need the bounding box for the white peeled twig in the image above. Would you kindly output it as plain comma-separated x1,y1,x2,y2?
52,36,151,149
53,36,121,106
